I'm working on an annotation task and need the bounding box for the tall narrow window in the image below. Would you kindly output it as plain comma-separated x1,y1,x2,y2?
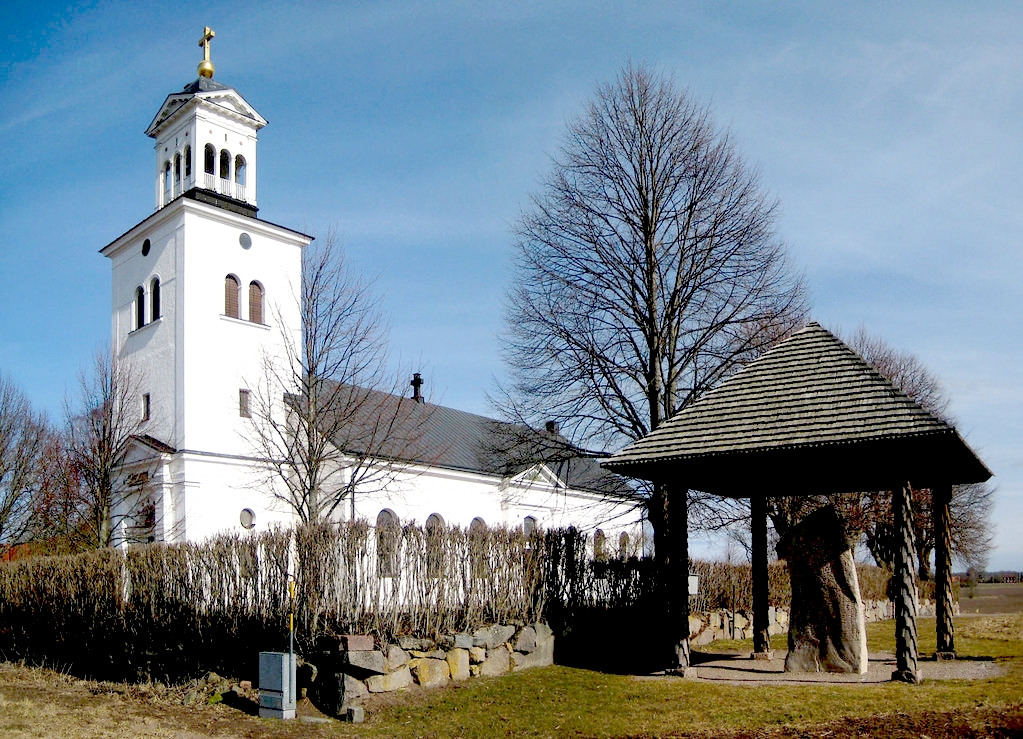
618,532,630,560
204,144,216,174
150,277,161,321
162,161,171,203
239,389,251,418
134,286,145,329
594,529,607,562
425,513,445,578
225,275,240,318
469,517,487,579
248,281,264,324
234,155,246,185
219,150,231,180
184,145,192,178
523,515,538,537
377,509,400,578
142,393,151,422
174,153,181,193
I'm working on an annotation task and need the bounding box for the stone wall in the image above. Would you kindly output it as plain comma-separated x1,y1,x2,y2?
687,599,957,645
304,622,554,717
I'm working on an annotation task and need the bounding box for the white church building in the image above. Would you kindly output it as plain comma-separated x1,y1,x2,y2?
101,30,643,551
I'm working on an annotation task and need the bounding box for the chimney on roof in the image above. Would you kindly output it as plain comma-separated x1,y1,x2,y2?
410,373,425,404
545,420,559,435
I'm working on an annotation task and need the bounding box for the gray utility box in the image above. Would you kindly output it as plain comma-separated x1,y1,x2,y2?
258,651,297,720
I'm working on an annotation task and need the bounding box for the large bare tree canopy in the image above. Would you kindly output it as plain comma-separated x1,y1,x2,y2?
64,351,147,548
247,231,427,523
0,375,50,552
501,64,808,451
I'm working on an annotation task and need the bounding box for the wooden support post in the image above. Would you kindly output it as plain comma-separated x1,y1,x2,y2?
752,495,772,658
892,483,921,683
934,483,956,659
657,480,691,673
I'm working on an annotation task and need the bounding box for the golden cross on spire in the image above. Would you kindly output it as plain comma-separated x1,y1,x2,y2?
199,26,215,60
197,26,216,78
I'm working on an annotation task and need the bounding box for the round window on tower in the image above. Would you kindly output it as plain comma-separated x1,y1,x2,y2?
142,238,151,256
239,233,252,249
239,508,256,530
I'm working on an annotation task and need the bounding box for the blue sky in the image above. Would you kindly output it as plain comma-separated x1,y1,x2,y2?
1,1,1020,568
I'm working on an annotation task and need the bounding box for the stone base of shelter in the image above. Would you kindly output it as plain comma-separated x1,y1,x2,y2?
687,599,953,648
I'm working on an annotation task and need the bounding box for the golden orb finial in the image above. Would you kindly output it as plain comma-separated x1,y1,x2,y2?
198,26,216,79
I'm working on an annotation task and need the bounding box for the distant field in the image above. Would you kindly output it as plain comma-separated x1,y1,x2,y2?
959,582,1023,615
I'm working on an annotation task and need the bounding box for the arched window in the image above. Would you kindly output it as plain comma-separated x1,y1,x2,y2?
162,161,171,203
523,515,538,537
150,277,161,321
174,153,181,193
234,155,246,185
224,274,240,318
425,513,445,578
619,532,630,560
469,517,487,579
376,509,400,578
594,529,607,562
248,281,264,324
134,286,145,330
219,150,230,180
204,144,216,175
184,145,192,179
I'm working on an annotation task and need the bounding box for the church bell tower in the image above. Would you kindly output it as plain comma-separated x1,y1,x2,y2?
100,29,312,544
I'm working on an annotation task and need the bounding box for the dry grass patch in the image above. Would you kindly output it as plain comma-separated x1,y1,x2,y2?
2,616,1022,738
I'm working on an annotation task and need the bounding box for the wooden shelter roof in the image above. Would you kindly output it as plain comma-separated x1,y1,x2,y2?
603,323,991,496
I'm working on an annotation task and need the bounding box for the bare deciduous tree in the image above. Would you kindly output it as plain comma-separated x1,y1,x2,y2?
64,350,148,548
499,63,808,538
246,230,428,523
0,374,51,554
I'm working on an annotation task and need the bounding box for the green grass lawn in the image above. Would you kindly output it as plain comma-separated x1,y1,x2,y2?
344,616,1023,738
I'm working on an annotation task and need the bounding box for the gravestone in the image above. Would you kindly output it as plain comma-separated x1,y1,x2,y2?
776,505,867,674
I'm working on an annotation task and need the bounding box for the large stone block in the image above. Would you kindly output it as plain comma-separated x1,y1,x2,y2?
473,624,516,649
511,635,554,671
533,622,553,643
480,646,510,676
733,612,749,632
412,658,450,688
398,636,430,651
366,666,413,693
341,674,368,704
513,626,537,653
447,648,470,681
777,505,867,675
341,650,386,676
384,644,409,671
339,634,375,652
309,670,368,716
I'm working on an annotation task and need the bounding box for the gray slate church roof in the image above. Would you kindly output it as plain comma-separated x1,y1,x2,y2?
604,322,990,494
316,382,635,499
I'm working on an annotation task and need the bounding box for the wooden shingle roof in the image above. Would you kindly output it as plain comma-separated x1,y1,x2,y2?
603,323,991,496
